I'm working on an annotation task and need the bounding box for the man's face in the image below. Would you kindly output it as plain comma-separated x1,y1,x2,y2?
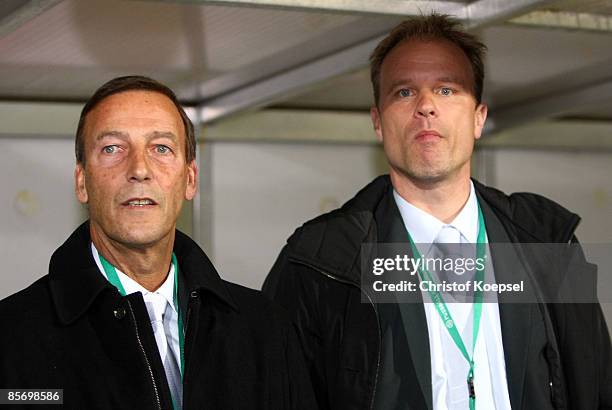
75,90,197,249
371,39,487,184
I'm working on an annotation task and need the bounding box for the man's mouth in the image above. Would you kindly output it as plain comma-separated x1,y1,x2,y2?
122,198,157,207
415,130,442,140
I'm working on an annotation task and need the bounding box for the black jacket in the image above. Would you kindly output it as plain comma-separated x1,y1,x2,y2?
0,222,316,410
263,175,612,410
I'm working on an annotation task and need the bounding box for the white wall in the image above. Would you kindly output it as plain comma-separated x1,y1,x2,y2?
0,138,86,299
487,149,612,243
207,141,386,289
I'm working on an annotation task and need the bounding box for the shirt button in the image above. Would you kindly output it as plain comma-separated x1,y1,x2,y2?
113,306,126,320
190,291,199,299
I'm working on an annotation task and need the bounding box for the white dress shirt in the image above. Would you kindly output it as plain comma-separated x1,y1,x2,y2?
91,244,182,405
393,182,512,410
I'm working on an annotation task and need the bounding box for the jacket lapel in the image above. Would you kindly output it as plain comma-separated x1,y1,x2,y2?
173,229,239,312
48,221,115,325
376,189,433,410
396,302,432,409
497,303,532,410
478,195,533,410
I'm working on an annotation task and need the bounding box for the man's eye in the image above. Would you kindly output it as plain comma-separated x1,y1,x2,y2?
155,145,171,154
398,89,412,98
103,145,118,154
439,87,454,96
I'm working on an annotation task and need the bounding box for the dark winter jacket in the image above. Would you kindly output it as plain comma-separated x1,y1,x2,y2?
263,175,612,410
0,221,316,410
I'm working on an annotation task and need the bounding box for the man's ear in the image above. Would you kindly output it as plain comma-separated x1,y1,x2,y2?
474,103,488,140
75,163,88,204
370,106,384,143
184,160,198,201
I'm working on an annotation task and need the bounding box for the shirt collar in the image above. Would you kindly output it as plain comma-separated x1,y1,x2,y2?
91,243,177,313
393,181,479,245
452,181,479,243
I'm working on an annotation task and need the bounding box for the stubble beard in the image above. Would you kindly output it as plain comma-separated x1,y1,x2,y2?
391,146,454,187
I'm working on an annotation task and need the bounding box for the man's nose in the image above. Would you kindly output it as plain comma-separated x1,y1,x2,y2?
127,149,152,182
414,93,437,119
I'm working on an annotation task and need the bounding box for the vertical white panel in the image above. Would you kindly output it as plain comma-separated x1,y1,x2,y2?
0,138,86,299
490,148,612,334
210,141,385,289
491,149,612,243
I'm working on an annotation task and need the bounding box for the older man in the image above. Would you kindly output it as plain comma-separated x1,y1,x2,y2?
0,76,314,410
264,14,611,410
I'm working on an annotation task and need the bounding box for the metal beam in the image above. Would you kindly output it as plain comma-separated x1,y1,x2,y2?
176,16,406,101
0,0,63,38
510,10,612,33
0,101,79,137
167,0,466,17
486,77,612,134
199,36,382,123
482,119,612,150
203,108,374,143
464,0,556,27
197,0,553,123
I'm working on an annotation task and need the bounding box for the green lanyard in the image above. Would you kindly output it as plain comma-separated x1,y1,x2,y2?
99,252,186,381
406,203,486,410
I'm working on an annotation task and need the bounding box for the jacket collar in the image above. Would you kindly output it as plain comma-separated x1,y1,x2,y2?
172,228,239,311
286,175,581,284
49,221,238,325
472,179,580,243
285,175,390,284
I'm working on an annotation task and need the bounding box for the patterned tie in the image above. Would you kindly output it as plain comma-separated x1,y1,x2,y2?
146,293,182,409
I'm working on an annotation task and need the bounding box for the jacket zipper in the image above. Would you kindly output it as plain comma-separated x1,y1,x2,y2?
184,307,191,338
181,291,197,402
291,259,381,410
184,292,197,339
183,303,193,375
127,300,163,410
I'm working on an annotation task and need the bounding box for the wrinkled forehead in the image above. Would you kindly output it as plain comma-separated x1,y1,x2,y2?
83,91,185,141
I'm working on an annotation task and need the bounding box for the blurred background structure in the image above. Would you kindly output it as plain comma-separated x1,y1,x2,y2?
1,0,611,331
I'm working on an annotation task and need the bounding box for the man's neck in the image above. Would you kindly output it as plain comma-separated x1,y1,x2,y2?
90,225,174,292
390,169,472,224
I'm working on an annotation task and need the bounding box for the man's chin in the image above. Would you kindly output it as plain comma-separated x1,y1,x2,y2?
107,227,171,250
394,165,451,185
412,171,449,184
